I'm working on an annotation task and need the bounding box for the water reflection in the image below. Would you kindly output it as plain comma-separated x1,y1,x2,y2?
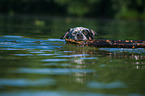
0,35,145,95
14,68,94,75
0,78,55,87
88,81,127,89
14,54,33,56
0,91,119,96
42,59,69,62
62,46,145,70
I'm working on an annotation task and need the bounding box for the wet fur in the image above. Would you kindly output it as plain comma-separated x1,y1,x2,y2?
60,27,98,41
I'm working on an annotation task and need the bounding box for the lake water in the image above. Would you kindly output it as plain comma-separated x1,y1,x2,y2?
0,15,145,96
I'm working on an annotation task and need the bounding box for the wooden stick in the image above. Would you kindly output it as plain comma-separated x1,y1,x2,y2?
65,39,145,48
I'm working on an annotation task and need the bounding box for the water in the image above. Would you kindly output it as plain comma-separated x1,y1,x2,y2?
0,15,145,96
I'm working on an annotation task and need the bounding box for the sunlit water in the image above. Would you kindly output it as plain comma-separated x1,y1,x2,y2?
0,35,145,96
0,15,145,96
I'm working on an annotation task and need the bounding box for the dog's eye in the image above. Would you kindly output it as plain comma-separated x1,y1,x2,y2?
90,33,93,35
82,30,88,35
72,31,77,35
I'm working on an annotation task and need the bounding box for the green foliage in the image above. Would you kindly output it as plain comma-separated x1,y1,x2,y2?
35,19,45,26
67,2,88,16
54,0,71,5
0,0,145,19
114,0,145,19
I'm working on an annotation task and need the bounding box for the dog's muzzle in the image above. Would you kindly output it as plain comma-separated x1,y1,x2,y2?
76,33,84,41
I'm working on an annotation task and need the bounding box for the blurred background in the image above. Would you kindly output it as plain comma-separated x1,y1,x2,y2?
0,0,145,39
0,0,145,40
0,0,145,19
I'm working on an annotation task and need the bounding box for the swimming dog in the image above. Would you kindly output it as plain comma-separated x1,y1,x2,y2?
60,27,99,41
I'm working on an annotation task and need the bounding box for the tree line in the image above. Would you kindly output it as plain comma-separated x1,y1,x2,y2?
0,0,145,20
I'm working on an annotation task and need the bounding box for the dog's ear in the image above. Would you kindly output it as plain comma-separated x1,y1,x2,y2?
60,28,72,39
87,29,99,40
60,32,69,39
90,29,99,36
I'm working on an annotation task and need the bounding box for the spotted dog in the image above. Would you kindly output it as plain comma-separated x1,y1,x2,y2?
60,27,99,41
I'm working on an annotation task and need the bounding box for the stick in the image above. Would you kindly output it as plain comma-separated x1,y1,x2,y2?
65,39,145,48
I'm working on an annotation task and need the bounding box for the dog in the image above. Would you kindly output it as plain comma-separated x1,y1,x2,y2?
60,27,99,41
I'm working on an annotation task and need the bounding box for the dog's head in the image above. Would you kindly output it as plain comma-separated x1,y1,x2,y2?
60,27,99,41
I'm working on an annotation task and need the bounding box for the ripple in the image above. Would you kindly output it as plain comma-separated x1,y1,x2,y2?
64,51,75,53
37,54,60,56
87,81,127,89
56,54,89,57
3,35,23,38
99,48,145,54
0,91,120,96
0,37,62,50
14,68,95,75
0,48,25,50
14,54,33,56
0,78,55,87
42,59,69,62
79,57,98,60
30,51,44,53
47,39,65,42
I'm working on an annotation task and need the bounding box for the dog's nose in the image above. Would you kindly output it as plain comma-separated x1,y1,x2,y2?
77,33,82,36
76,33,83,40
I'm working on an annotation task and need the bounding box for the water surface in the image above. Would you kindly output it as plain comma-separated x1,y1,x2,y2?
0,15,145,96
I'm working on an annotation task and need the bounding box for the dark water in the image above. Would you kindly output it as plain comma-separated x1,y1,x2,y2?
0,15,145,96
